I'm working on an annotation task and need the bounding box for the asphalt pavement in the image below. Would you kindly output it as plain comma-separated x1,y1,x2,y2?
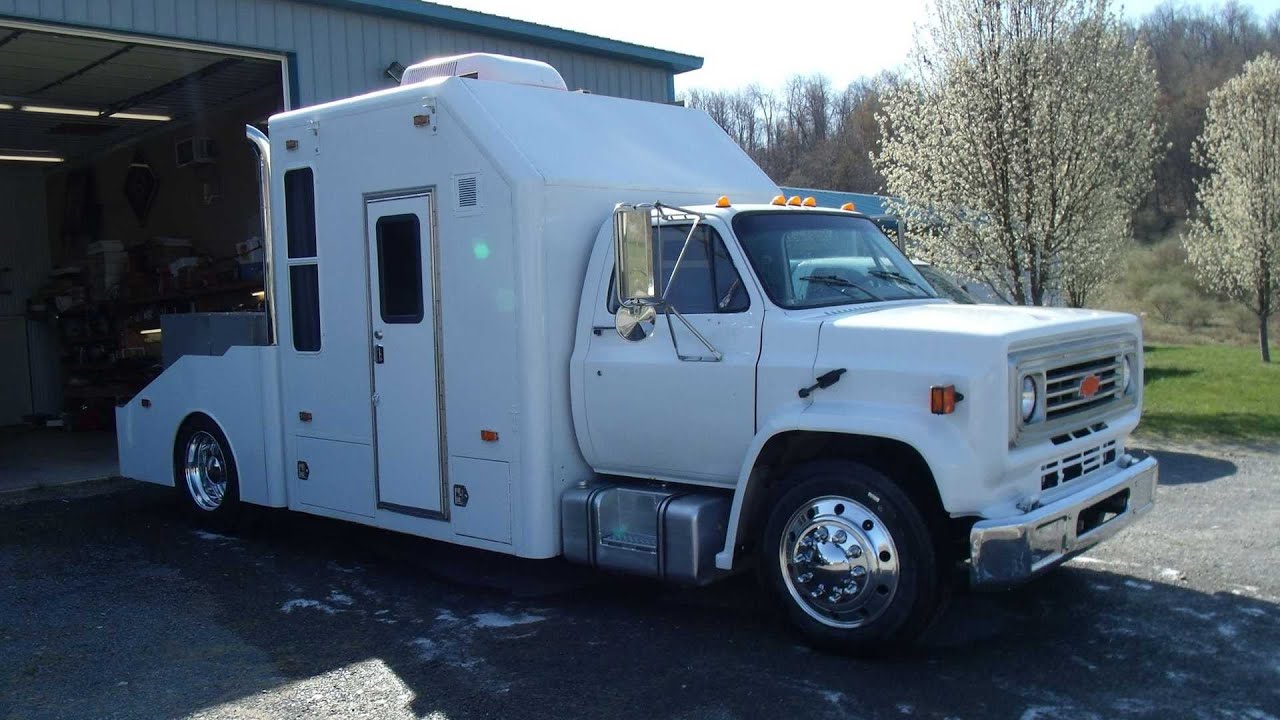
1,441,1277,720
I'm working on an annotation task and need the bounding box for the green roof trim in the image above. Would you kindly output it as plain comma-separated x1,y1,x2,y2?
302,0,703,73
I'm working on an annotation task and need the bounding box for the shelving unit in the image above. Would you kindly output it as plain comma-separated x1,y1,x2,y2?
48,276,263,429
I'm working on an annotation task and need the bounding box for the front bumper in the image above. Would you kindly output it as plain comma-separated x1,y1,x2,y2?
969,454,1158,588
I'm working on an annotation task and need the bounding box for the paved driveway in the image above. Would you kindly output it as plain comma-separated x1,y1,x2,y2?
1,442,1277,720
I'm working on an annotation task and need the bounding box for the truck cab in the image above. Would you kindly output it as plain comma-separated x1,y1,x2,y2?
115,53,1157,655
564,198,1157,649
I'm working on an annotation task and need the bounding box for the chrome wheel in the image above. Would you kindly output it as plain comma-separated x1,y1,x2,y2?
778,495,900,629
183,430,227,511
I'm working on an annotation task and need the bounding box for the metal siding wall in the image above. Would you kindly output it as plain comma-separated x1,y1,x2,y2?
0,0,676,104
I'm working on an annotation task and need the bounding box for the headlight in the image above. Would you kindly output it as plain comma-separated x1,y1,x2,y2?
1020,376,1038,422
1121,356,1133,394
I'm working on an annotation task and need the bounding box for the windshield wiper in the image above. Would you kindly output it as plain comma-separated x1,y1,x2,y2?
800,274,883,302
868,269,931,296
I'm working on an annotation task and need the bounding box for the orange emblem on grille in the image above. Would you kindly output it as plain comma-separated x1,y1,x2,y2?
1079,374,1101,398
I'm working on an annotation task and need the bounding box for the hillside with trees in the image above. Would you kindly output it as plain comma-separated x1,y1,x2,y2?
682,0,1280,359
685,1,1278,240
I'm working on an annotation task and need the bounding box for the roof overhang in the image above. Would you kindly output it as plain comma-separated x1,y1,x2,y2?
302,0,703,73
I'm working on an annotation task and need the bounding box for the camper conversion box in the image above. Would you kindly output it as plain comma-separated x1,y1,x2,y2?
117,54,1158,653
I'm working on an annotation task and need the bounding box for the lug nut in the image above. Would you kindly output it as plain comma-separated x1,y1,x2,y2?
848,546,863,559
833,530,848,544
816,527,829,542
851,566,867,578
798,572,814,583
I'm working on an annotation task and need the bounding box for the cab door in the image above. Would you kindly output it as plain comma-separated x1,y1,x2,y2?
365,192,446,517
580,221,762,484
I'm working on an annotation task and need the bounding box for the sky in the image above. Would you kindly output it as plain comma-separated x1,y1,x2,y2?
435,0,1280,93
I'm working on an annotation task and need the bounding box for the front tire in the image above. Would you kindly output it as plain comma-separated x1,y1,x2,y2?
760,460,942,654
173,415,242,528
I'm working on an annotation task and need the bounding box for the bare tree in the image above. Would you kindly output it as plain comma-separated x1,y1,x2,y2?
1136,2,1280,237
1184,52,1280,362
875,0,1161,306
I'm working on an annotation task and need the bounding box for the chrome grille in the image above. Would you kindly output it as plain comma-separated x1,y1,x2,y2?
1044,353,1124,422
1041,439,1118,490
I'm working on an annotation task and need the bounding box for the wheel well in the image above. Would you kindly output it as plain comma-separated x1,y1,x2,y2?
172,412,228,464
738,431,970,567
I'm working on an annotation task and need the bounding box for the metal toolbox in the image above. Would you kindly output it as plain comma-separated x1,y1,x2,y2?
562,483,730,586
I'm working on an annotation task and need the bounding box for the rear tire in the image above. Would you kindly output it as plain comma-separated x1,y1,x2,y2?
173,415,242,529
759,460,943,655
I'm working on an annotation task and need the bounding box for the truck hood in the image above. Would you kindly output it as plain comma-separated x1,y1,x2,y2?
818,301,1139,347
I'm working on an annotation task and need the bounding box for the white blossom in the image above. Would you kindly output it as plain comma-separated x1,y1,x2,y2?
874,0,1161,307
1184,53,1280,362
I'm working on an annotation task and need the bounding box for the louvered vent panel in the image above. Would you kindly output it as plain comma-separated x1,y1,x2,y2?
457,176,479,209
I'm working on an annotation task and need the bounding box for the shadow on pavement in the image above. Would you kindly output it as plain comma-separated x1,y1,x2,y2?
2,481,1278,720
1145,447,1237,485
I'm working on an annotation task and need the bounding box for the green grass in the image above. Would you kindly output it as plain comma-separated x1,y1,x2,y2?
1139,344,1280,442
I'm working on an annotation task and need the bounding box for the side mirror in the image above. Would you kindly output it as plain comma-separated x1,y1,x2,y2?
613,205,656,306
614,304,656,342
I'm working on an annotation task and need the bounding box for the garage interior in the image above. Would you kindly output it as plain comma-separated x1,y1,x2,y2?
0,24,285,490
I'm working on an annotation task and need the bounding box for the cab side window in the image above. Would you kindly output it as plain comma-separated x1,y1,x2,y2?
608,225,749,314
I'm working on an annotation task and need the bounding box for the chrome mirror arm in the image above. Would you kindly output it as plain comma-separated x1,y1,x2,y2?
663,306,722,362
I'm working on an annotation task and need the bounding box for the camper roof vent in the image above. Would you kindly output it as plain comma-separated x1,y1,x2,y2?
400,53,567,91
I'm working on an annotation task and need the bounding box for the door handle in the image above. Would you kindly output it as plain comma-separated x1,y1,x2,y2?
375,344,385,364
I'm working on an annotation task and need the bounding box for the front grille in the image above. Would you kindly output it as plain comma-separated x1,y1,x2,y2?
1044,353,1124,422
1041,439,1118,490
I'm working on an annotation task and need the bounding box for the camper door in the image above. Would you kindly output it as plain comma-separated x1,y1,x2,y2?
366,191,447,517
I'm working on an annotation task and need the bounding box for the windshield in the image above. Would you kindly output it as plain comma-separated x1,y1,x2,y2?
732,212,939,309
913,265,975,304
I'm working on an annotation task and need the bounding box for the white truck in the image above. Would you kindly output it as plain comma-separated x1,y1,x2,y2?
116,53,1158,653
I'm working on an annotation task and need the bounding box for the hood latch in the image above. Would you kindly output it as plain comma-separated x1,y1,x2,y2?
798,368,847,399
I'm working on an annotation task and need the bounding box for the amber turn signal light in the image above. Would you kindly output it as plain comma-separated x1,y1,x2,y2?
930,385,961,415
480,429,499,442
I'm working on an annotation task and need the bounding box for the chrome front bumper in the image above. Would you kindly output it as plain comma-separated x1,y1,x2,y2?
969,454,1158,588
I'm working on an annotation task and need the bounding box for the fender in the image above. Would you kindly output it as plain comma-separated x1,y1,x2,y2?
714,400,989,571
115,347,281,507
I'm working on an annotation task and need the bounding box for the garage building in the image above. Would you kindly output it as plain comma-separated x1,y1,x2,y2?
0,0,700,486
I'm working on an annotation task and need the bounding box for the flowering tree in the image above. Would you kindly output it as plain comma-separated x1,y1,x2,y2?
875,0,1160,306
1184,53,1280,362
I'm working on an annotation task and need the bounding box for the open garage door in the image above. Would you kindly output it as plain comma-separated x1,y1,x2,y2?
0,23,285,487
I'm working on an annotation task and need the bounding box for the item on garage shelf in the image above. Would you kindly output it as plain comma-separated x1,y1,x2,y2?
236,237,265,281
87,241,129,297
168,256,200,278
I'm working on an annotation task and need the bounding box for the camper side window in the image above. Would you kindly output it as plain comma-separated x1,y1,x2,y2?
285,169,317,258
284,168,321,351
375,214,425,324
